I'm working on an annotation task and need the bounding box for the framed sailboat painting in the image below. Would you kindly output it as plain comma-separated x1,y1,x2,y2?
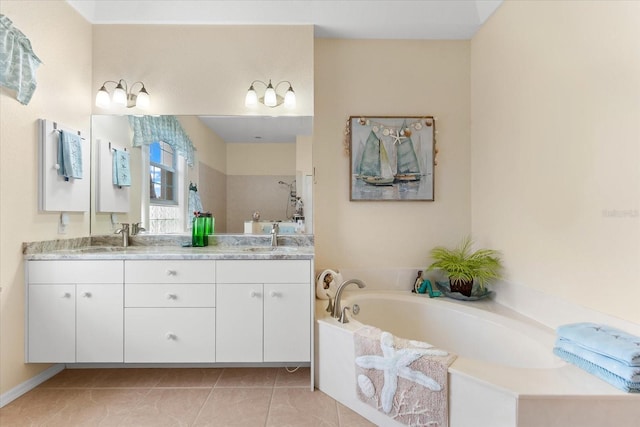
348,116,435,201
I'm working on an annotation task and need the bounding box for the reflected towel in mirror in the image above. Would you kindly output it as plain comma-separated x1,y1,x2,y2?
112,149,131,186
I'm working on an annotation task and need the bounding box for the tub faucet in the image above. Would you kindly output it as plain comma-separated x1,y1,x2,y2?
332,279,366,318
114,223,130,247
270,223,279,247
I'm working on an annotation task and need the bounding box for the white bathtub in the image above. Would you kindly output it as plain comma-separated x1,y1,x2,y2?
315,290,640,427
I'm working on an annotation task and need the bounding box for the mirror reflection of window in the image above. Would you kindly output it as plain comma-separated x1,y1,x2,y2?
149,141,176,203
148,141,184,234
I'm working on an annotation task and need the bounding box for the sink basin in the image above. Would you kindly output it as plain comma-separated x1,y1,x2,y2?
242,246,295,253
69,246,127,253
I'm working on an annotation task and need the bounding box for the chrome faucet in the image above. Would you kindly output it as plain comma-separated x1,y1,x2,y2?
114,223,130,247
332,279,366,318
131,222,145,236
270,223,279,247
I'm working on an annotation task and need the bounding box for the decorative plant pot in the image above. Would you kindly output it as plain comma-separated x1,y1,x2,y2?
449,278,473,297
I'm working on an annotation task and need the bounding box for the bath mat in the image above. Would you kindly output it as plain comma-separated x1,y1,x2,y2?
354,325,457,426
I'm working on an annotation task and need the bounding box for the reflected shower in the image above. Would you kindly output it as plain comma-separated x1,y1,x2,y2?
278,180,296,219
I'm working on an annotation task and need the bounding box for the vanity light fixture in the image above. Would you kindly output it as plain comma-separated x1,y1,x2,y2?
245,79,296,108
95,79,150,109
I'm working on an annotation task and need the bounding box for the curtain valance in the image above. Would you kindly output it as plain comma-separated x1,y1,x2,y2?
0,14,42,105
129,115,195,166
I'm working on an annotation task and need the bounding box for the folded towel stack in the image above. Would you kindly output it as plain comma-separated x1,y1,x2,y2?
58,130,83,180
553,322,640,392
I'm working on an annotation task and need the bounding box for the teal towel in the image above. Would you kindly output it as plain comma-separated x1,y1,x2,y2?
112,149,131,186
555,338,640,382
556,323,640,367
57,130,83,180
553,347,640,393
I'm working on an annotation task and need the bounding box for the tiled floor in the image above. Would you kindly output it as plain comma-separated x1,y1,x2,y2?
0,368,375,427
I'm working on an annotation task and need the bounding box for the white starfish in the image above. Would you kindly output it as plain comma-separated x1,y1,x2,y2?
389,130,406,145
356,332,448,414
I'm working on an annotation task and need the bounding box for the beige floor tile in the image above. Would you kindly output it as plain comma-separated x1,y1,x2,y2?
193,387,273,427
275,367,312,388
42,368,166,388
267,388,339,427
0,388,85,426
40,388,150,427
337,402,377,427
123,388,211,427
216,367,278,388
155,368,224,388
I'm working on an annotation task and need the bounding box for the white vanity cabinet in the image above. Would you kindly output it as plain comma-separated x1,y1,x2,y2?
216,260,312,363
26,260,124,363
123,260,216,363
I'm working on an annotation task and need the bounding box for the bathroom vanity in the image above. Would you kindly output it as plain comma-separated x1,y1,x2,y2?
23,238,314,370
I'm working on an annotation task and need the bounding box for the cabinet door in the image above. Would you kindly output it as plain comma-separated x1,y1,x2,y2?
216,283,263,362
77,284,124,362
28,284,75,362
263,283,311,362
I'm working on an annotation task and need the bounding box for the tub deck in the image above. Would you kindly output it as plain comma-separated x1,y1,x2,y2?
315,291,640,427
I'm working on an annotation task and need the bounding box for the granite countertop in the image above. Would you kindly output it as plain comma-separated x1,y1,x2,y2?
23,234,314,261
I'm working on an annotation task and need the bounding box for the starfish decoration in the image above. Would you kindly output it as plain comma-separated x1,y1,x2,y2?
355,332,448,414
388,129,406,145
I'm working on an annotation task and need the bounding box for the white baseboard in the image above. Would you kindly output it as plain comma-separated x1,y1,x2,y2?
0,364,65,408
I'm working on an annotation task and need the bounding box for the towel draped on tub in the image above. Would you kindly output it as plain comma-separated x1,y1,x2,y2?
354,325,456,427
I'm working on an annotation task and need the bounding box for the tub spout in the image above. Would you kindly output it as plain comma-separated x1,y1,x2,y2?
332,279,366,318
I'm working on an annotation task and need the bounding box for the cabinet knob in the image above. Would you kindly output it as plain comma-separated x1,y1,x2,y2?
250,290,261,298
166,293,178,300
62,292,71,298
269,291,281,298
166,270,177,276
81,292,92,298
166,333,177,340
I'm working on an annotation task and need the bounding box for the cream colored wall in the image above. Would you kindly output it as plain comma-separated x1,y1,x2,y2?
296,135,313,175
91,25,314,116
177,116,227,174
313,39,471,271
0,1,92,396
226,143,296,176
470,0,640,324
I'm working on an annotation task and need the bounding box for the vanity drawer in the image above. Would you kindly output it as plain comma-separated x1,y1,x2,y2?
125,260,214,284
28,260,123,284
125,283,215,308
124,308,215,363
217,260,310,284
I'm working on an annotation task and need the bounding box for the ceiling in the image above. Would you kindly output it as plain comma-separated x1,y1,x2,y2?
198,116,313,143
66,0,503,40
74,0,502,142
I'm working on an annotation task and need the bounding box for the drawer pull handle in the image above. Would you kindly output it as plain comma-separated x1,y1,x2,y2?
166,333,177,340
81,292,92,298
166,270,177,276
269,291,281,298
250,290,261,298
166,293,178,300
62,292,71,298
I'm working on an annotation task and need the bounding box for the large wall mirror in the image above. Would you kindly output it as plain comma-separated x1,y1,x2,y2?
90,115,313,236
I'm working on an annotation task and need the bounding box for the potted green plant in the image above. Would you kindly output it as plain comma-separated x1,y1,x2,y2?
426,237,502,297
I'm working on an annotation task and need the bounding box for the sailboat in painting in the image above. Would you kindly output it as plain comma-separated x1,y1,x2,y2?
394,122,422,182
357,130,395,186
